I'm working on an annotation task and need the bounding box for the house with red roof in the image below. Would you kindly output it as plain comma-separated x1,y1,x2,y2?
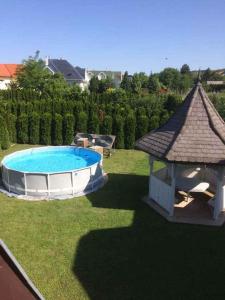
0,64,22,89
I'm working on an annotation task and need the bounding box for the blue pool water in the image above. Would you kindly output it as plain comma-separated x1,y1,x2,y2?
3,147,101,173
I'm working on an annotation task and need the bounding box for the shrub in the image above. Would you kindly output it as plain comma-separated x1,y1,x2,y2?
29,112,40,144
52,113,63,145
63,113,74,145
17,113,29,143
40,113,52,145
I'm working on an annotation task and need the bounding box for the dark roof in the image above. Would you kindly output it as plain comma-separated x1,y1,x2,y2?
135,81,225,165
0,240,44,300
74,66,86,79
48,59,84,81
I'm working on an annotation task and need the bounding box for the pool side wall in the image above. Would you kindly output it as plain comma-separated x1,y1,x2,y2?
1,146,104,197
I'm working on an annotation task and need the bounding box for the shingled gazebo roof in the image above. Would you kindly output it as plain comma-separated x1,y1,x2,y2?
135,81,225,165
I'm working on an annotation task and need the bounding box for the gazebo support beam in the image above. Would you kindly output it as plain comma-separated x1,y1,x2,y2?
169,163,176,216
148,155,154,199
214,167,225,220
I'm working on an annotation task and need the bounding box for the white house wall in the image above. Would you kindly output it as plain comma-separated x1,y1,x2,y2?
0,79,11,90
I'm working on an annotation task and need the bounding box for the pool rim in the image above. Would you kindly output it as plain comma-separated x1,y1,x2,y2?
1,146,102,175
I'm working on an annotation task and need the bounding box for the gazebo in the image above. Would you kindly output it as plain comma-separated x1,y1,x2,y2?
135,80,225,225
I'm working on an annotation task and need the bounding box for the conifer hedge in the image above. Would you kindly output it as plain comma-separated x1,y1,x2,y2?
17,113,29,143
114,115,124,149
29,112,40,144
76,111,88,133
0,116,10,149
40,113,52,145
63,113,74,145
101,115,112,135
88,112,99,134
124,113,136,149
136,114,149,139
52,113,63,145
0,91,181,150
7,113,17,143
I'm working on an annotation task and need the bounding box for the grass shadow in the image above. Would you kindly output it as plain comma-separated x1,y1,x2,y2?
73,173,225,300
87,173,148,210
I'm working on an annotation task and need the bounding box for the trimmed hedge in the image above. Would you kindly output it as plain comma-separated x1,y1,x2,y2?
29,112,40,144
0,92,182,149
125,113,136,149
88,112,99,134
40,113,52,145
52,113,63,145
101,115,112,135
114,115,124,149
0,116,10,149
17,113,29,143
63,113,74,145
76,111,88,133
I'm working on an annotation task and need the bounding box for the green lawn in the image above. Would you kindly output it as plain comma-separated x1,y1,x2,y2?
1,145,225,299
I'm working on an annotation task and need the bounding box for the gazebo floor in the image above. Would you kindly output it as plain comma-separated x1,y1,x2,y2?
143,192,225,226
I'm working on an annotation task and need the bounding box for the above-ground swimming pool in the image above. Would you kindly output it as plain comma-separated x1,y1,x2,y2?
1,146,105,198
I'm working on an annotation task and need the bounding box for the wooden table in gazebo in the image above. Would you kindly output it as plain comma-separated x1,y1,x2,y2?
136,80,225,226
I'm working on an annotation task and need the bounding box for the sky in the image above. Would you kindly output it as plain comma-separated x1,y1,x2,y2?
1,0,225,74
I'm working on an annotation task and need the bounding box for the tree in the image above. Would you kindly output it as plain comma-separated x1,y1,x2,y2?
164,94,182,113
202,68,224,82
16,54,50,92
63,113,74,145
120,71,132,92
148,74,160,93
40,113,52,145
68,84,82,101
98,77,115,93
89,76,99,93
29,112,40,144
17,113,29,143
42,73,69,99
124,112,136,149
131,74,142,95
178,74,192,93
180,64,190,74
159,68,181,91
52,114,63,145
136,72,149,88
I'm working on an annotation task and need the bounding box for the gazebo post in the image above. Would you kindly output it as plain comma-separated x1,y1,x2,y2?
214,167,225,220
148,155,154,199
169,163,176,216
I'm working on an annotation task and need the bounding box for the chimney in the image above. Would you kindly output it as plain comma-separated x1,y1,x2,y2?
45,56,49,66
